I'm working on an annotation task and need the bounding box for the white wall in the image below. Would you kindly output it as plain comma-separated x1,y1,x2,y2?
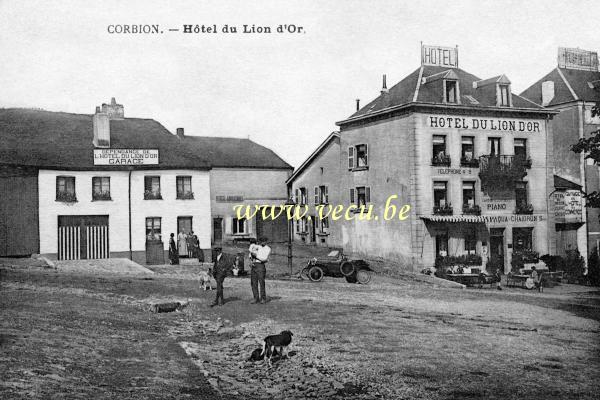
38,169,211,254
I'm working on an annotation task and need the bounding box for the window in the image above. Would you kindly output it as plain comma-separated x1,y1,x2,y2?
499,84,510,106
488,138,501,156
432,135,450,165
350,186,371,207
295,187,307,205
461,137,476,166
462,181,475,207
296,216,308,233
320,217,329,233
92,177,111,201
314,185,329,205
436,233,448,257
144,176,161,200
145,217,161,241
513,228,533,252
514,139,527,157
465,228,476,255
515,181,528,207
433,181,448,208
56,176,76,202
233,217,246,234
348,144,368,169
176,176,193,199
445,80,457,103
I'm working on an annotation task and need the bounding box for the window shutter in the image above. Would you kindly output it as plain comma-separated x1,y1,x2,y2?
350,188,355,205
366,187,371,203
295,219,300,233
348,147,355,169
364,144,368,166
294,188,299,203
225,217,233,235
314,187,319,204
246,218,252,234
325,186,329,203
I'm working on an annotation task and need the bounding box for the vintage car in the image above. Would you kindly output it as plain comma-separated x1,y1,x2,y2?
301,250,373,284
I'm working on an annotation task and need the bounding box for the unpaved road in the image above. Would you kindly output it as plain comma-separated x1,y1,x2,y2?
1,265,599,399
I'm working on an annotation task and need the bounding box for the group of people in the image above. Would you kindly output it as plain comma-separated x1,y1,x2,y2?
168,230,204,265
211,237,271,307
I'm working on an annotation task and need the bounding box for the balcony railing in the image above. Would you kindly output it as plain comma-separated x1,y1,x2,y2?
434,204,453,215
431,154,451,167
515,203,534,215
462,204,481,215
460,157,480,168
479,155,528,189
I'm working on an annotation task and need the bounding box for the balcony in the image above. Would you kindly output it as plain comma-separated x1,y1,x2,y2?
462,204,481,215
515,203,534,215
478,155,528,190
434,203,453,215
431,154,451,167
460,157,480,168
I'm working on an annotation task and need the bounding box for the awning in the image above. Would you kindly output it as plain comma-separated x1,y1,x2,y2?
421,215,486,223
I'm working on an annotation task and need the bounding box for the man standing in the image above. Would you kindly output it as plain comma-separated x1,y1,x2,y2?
211,247,233,307
249,237,271,304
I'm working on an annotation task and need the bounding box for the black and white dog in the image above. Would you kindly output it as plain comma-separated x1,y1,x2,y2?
260,330,293,365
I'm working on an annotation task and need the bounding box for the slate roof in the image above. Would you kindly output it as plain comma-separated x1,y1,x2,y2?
181,136,292,169
0,108,291,171
339,65,546,125
286,132,339,184
520,67,600,106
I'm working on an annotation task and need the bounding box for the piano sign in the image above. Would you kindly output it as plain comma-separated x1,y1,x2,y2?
421,44,458,68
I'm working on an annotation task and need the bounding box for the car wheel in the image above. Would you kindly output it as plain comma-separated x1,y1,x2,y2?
340,261,355,276
356,269,372,284
300,266,310,280
345,274,357,283
308,266,324,282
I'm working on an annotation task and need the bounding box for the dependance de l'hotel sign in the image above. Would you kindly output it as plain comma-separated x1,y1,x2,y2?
93,149,159,165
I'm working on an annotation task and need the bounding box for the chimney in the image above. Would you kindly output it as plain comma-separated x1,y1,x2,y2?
101,97,124,120
356,99,360,111
381,74,388,94
176,127,185,138
542,81,555,106
93,106,110,148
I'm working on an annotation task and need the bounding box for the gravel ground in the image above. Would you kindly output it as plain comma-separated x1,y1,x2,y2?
1,260,599,399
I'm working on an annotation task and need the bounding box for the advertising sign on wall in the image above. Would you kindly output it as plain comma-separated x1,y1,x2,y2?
93,149,159,165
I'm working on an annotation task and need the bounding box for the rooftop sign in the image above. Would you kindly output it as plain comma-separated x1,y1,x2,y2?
421,44,458,68
93,149,159,165
558,47,599,71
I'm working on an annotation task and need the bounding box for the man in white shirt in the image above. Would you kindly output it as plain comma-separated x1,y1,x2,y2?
249,237,271,304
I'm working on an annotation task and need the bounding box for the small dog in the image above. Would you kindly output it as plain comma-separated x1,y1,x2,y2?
248,347,281,362
260,330,293,365
199,268,217,291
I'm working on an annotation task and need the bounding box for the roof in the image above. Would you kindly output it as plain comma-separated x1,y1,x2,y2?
554,174,582,190
0,108,209,170
181,136,292,170
338,65,548,126
520,67,600,106
286,132,340,184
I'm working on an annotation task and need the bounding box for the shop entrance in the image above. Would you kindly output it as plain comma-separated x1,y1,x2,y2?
489,228,505,270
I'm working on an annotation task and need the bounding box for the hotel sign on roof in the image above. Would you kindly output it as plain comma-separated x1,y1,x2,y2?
421,44,458,68
558,47,599,71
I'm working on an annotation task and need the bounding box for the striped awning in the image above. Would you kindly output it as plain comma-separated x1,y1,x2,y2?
421,215,486,223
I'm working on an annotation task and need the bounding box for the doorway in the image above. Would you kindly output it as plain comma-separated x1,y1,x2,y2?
177,216,193,235
213,217,223,243
489,228,504,270
58,215,109,260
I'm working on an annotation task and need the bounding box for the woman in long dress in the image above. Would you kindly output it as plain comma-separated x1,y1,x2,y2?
178,230,188,257
169,233,179,265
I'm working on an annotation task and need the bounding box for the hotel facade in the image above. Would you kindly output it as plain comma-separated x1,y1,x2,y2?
290,45,557,273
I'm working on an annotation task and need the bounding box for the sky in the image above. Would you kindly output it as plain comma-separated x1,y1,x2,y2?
1,0,600,167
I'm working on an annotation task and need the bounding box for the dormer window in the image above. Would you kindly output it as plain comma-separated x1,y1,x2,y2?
444,80,458,103
499,84,510,106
